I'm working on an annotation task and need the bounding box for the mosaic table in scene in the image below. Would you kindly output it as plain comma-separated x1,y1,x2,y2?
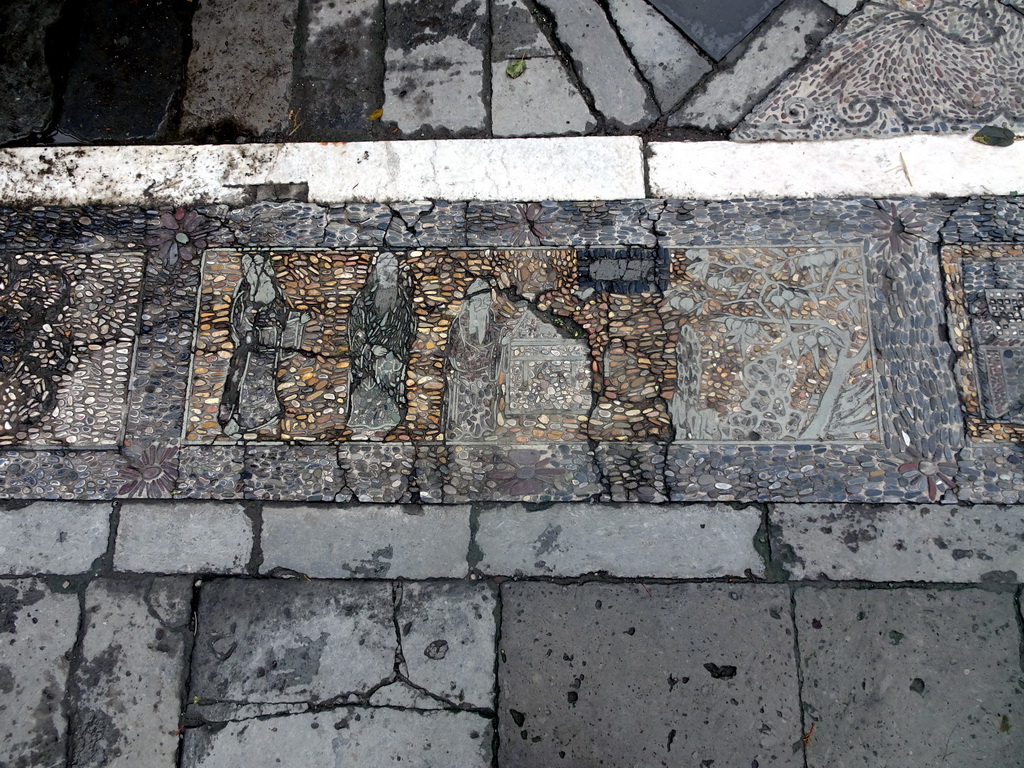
1,196,1022,504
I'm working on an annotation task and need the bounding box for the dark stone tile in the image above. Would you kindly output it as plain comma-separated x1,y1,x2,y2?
0,0,63,143
59,0,192,141
647,0,784,60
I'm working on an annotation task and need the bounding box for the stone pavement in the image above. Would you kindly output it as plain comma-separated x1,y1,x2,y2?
2,0,1024,766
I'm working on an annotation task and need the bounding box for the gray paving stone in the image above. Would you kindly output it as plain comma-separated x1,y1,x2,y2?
181,708,493,767
772,503,1024,583
0,501,110,575
114,502,252,574
499,582,802,767
180,0,299,138
293,0,385,140
647,0,784,60
820,0,857,12
491,58,595,137
71,577,192,768
796,587,1024,767
476,502,765,578
188,579,396,721
535,0,659,129
606,0,711,111
0,580,78,768
59,0,190,141
0,0,62,143
492,0,552,60
260,504,470,579
669,0,836,131
382,0,487,135
398,581,497,709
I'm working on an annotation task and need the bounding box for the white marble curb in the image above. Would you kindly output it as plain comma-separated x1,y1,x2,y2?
0,135,1019,204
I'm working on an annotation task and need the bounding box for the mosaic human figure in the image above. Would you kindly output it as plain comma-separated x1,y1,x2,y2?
218,253,301,437
347,251,416,439
0,254,72,440
444,279,502,441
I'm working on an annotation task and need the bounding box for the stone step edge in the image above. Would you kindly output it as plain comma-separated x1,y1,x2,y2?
0,136,1019,206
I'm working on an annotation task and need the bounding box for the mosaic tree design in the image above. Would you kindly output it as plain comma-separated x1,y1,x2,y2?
665,246,876,442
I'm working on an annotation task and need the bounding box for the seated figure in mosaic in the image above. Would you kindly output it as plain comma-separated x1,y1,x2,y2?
347,251,416,440
219,252,304,437
445,279,502,441
0,254,73,441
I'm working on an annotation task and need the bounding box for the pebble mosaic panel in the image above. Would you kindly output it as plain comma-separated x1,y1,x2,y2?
0,197,1020,503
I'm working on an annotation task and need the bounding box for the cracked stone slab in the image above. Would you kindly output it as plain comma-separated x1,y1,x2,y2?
293,0,385,140
499,582,802,767
796,587,1024,767
535,0,658,129
383,0,487,135
260,504,470,579
669,0,837,131
0,579,79,768
114,502,252,574
188,579,396,721
647,0,784,60
0,501,110,575
606,0,711,111
475,502,765,578
0,0,62,143
397,581,497,710
772,503,1024,582
59,0,190,141
491,58,595,136
181,708,493,767
70,577,192,768
180,0,299,138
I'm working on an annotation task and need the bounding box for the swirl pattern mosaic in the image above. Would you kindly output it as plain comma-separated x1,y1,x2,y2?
1,197,1022,503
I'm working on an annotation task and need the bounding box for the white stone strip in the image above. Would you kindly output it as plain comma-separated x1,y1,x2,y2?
0,137,645,205
649,135,1024,199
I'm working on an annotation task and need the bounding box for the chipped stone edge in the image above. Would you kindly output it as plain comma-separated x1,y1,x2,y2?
1,135,1020,207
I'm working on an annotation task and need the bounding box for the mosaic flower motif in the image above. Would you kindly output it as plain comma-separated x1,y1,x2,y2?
145,208,214,264
496,203,556,246
489,450,566,498
119,445,179,498
875,202,930,256
896,448,958,502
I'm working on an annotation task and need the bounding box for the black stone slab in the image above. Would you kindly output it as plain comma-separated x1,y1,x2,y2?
58,0,192,141
647,0,784,60
0,0,64,144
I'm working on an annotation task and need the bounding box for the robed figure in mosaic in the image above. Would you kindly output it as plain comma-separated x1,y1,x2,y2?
346,251,416,440
445,279,502,441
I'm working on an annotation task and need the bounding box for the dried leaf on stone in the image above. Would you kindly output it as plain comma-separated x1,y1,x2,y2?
369,108,384,121
972,126,1017,147
999,714,1011,732
506,57,527,79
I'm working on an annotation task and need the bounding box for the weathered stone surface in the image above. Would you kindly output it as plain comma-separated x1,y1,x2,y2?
606,0,711,111
114,502,252,574
182,708,493,767
0,0,62,143
772,504,1024,582
260,505,470,579
293,0,385,140
71,577,191,768
670,0,836,130
499,582,802,767
796,587,1024,767
491,58,595,137
382,0,487,135
60,0,190,141
0,580,78,768
647,0,784,60
189,579,396,720
0,501,110,574
492,0,551,59
820,0,856,13
476,502,765,577
398,581,497,709
535,0,658,129
180,0,299,138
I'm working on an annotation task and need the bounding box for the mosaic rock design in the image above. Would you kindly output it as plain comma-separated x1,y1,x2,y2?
0,197,1021,503
735,0,1024,140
